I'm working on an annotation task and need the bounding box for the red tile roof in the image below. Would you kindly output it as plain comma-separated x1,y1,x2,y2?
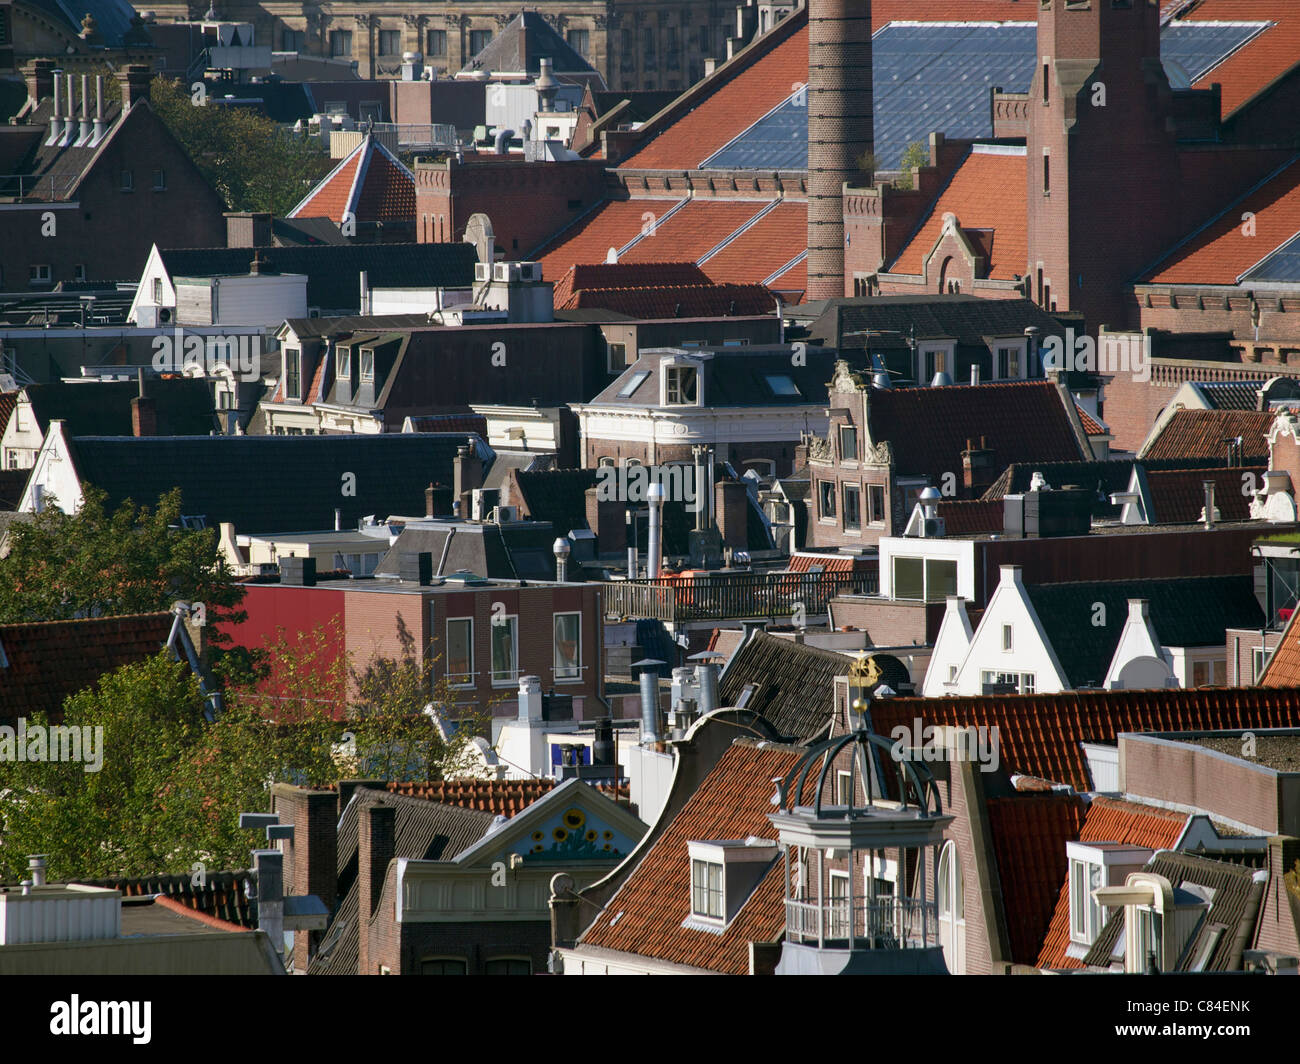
387,779,555,817
871,687,1300,792
290,136,415,225
1035,796,1187,969
551,262,713,306
1182,0,1300,118
1075,403,1106,437
578,740,802,973
889,149,1028,281
787,552,868,573
767,258,807,299
866,380,1087,484
1144,158,1300,284
1259,605,1300,687
986,791,1085,965
1139,409,1273,462
536,199,680,282
1145,465,1264,523
936,499,1005,535
0,612,174,721
559,282,777,318
699,200,808,285
619,200,771,264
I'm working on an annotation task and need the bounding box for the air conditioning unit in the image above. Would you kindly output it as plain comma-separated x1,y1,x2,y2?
921,517,945,538
491,505,518,523
470,488,499,521
517,262,542,282
492,262,513,282
474,262,492,282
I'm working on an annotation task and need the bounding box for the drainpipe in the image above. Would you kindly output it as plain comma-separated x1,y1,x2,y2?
647,482,663,579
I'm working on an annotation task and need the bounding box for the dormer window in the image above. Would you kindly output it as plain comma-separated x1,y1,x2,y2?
284,348,301,400
360,349,375,383
685,838,779,930
336,348,351,380
665,364,698,405
1069,857,1104,944
839,425,858,462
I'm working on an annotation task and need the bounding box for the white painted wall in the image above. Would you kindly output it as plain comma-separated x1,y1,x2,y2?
922,596,974,697
951,566,1069,695
878,536,976,600
19,422,84,515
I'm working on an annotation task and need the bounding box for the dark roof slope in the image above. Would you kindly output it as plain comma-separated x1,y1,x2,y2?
68,434,482,535
375,520,559,581
24,379,213,437
1025,575,1264,688
717,630,847,743
867,380,1087,484
0,613,173,724
157,244,478,315
311,787,496,975
513,468,598,532
805,295,1066,351
463,10,599,75
1083,850,1264,971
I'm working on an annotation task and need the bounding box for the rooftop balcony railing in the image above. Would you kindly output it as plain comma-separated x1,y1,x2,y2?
602,569,878,623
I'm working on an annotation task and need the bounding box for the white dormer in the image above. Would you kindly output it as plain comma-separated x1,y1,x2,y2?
1093,869,1223,973
659,352,707,408
1064,841,1153,960
922,595,975,696
685,837,779,931
1103,599,1175,689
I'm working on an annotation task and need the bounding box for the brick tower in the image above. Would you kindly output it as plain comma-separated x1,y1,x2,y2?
806,0,873,302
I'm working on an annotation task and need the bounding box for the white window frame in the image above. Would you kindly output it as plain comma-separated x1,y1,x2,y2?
919,344,953,383
1068,857,1105,945
284,348,301,400
359,348,375,383
1002,624,1013,652
445,616,474,688
553,611,582,683
662,361,701,407
336,347,351,381
690,859,724,921
937,840,965,974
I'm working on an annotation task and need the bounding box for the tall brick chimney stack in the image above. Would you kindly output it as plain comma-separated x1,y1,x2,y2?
806,0,873,302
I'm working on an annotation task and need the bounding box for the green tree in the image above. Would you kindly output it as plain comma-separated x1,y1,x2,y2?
0,486,245,643
146,74,332,216
893,140,930,190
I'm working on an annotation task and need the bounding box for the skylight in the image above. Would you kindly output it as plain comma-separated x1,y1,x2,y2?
618,370,651,398
765,374,801,398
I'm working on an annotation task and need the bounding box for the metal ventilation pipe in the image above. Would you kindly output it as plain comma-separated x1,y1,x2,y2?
690,651,725,716
647,481,664,579
494,128,515,154
28,855,47,887
1204,480,1216,530
634,658,665,743
553,536,570,582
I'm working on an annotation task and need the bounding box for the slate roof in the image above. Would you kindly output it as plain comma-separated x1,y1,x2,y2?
985,791,1085,966
2,96,129,201
512,468,598,533
805,295,1066,352
863,380,1087,484
0,470,29,510
1025,575,1264,689
386,779,555,817
24,0,140,47
888,147,1028,281
869,687,1300,792
311,787,496,975
1037,797,1188,970
374,519,559,581
0,612,173,723
66,433,482,536
21,379,214,438
716,630,847,743
157,243,478,315
79,870,257,930
577,739,802,974
1193,381,1263,411
586,345,860,408
462,10,600,76
1083,850,1264,971
1139,409,1273,463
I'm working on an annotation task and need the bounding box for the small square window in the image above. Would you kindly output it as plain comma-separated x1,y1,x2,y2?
28,264,51,284
120,169,134,192
868,484,885,523
152,168,166,191
426,29,447,56
73,264,86,282
818,480,837,519
378,29,401,56
1002,624,1013,652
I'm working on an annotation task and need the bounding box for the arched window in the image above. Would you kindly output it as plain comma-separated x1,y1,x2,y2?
937,840,965,973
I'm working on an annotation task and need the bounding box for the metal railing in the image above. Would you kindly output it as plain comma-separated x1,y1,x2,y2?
602,570,878,623
784,896,938,949
0,174,79,200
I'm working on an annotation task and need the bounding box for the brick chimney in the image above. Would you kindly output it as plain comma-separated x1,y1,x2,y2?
357,802,395,975
715,478,749,550
23,59,55,108
961,436,996,498
226,211,273,248
271,783,339,973
806,0,873,301
131,368,156,437
426,481,454,517
453,441,483,516
115,64,152,109
585,484,627,553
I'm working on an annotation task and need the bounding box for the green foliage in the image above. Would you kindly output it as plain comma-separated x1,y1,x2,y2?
0,486,245,643
892,141,930,190
147,75,332,216
0,620,494,881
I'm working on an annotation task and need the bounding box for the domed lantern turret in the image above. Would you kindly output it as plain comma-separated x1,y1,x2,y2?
767,726,953,975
